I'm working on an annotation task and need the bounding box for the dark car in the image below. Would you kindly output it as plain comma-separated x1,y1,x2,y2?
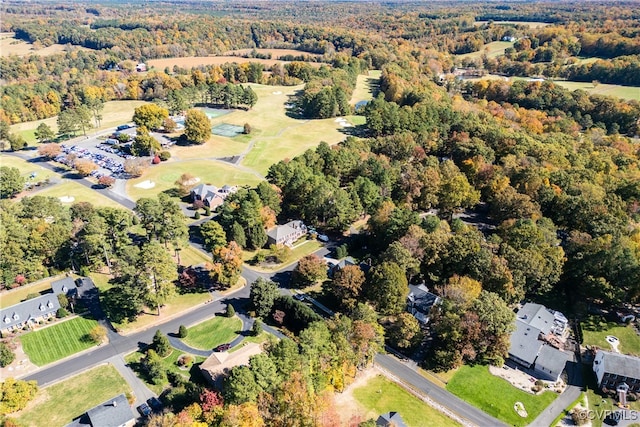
214,343,231,352
147,397,163,412
137,403,152,417
116,124,131,131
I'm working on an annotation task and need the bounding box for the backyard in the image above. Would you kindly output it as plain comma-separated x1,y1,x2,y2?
20,316,100,366
0,277,58,309
446,365,558,426
581,315,640,356
13,364,131,427
353,375,461,427
182,315,242,350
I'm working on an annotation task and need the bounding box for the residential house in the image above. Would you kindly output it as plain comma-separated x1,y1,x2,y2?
200,342,263,386
66,394,135,427
407,284,441,324
593,350,640,393
376,412,408,427
190,183,237,209
508,303,571,381
327,256,357,278
266,220,307,246
0,276,77,336
136,63,147,72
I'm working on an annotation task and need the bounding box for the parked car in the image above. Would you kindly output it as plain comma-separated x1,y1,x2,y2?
147,397,163,412
137,403,152,417
317,234,329,242
116,124,132,131
214,343,231,352
294,293,306,301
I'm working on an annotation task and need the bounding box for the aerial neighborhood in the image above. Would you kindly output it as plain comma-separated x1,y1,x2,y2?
1,1,639,426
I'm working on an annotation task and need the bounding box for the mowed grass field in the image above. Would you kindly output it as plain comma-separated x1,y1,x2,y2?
9,100,148,144
353,375,461,427
25,180,123,208
552,80,640,102
126,159,263,200
0,32,92,57
20,317,100,366
0,155,57,183
148,56,325,70
581,316,640,356
15,364,131,427
456,41,515,60
446,365,557,426
183,315,242,350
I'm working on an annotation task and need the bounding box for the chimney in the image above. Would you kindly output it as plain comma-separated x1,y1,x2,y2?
112,400,117,407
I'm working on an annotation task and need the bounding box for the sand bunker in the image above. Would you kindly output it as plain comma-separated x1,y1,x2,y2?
335,117,353,128
134,180,156,189
272,91,283,95
58,196,75,203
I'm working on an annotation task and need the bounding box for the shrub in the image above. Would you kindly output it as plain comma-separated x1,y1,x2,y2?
226,304,235,317
98,175,115,188
0,342,15,367
177,355,194,367
194,211,201,219
152,155,161,164
178,325,188,338
251,319,262,336
159,151,171,161
243,123,252,134
56,308,69,318
153,330,172,357
204,206,211,216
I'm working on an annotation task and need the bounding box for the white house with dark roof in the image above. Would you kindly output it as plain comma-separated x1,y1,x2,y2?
66,393,135,427
594,350,640,393
407,284,441,324
508,303,571,381
266,220,307,246
0,277,76,336
190,183,237,209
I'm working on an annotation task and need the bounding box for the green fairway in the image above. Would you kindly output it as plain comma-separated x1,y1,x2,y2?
126,159,263,200
446,365,557,426
20,317,100,366
15,364,131,427
456,41,514,60
350,70,381,105
182,315,242,350
9,100,148,143
25,180,123,208
353,375,461,427
0,155,57,183
581,315,640,356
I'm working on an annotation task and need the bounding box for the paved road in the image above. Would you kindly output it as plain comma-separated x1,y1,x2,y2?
108,355,157,406
375,353,508,427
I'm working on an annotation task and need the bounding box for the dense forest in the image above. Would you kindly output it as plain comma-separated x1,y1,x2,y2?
1,1,640,425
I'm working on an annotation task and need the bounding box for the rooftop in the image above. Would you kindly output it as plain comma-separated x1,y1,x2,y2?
509,319,544,366
516,303,556,335
597,350,640,380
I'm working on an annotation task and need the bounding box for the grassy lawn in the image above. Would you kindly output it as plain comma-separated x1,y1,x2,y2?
456,41,515,60
350,70,381,105
243,240,323,271
0,278,57,309
126,159,263,200
552,80,640,102
125,347,206,395
88,272,113,292
14,364,131,427
581,315,640,356
0,155,56,183
176,245,211,267
113,291,211,334
229,332,270,353
25,180,123,208
9,100,147,144
20,317,100,366
353,375,461,427
446,365,558,426
182,315,242,350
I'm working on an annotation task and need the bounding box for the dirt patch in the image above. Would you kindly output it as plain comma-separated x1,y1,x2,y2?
148,56,326,70
333,366,380,425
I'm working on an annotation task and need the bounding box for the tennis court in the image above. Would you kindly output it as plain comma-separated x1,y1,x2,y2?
212,123,245,137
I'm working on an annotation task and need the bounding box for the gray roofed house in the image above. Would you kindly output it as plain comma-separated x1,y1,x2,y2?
508,303,570,381
407,284,441,324
327,256,357,278
51,277,78,299
190,183,237,209
594,350,640,393
266,220,307,246
66,393,135,427
376,411,408,427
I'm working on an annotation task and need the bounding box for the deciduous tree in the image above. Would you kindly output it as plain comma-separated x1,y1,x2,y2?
183,109,211,144
0,167,25,199
292,254,327,287
250,278,279,318
330,264,365,311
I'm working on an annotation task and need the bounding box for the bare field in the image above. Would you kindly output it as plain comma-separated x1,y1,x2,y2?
224,48,322,59
475,21,551,28
148,56,325,70
0,33,91,57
